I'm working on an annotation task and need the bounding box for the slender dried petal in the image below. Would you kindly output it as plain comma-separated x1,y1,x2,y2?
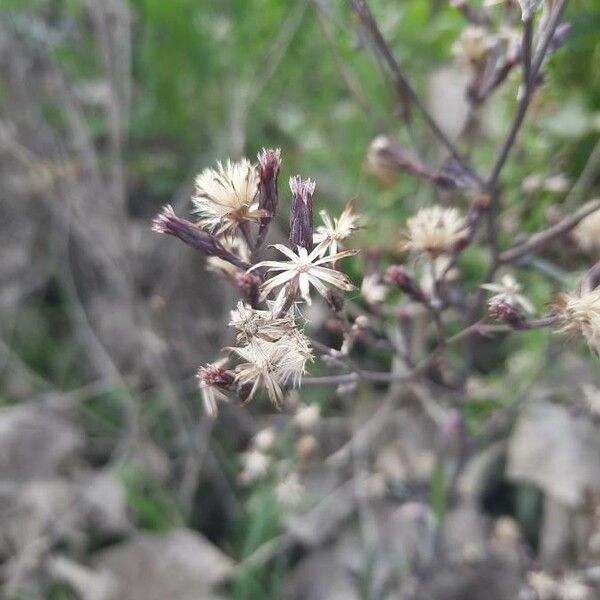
313,200,361,257
251,244,357,305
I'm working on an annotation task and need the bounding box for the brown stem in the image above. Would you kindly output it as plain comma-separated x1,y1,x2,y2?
348,0,483,186
499,199,600,263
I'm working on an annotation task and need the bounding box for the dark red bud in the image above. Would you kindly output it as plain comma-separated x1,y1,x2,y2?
197,364,235,389
488,298,525,328
385,265,428,304
257,148,281,219
235,272,261,307
289,175,315,252
152,205,251,271
325,290,345,313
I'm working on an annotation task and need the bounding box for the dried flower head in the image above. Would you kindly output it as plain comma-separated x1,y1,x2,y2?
252,427,275,451
559,574,591,600
250,244,357,305
487,297,526,327
313,200,361,257
293,403,321,431
385,264,429,304
229,295,295,344
197,363,235,418
581,384,600,418
192,158,264,236
239,448,270,485
527,571,558,600
401,206,467,257
230,335,313,407
361,272,388,306
453,26,495,69
573,206,600,253
276,473,304,507
481,274,534,314
554,274,600,354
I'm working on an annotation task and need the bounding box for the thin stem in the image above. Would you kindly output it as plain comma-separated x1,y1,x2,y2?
522,17,534,90
239,222,256,258
486,0,569,189
499,198,600,263
348,0,483,186
302,320,538,387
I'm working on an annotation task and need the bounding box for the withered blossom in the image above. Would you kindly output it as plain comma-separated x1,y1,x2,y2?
250,244,357,305
481,274,534,314
401,206,467,257
196,363,235,418
192,158,265,236
228,293,295,344
293,403,321,431
276,473,304,507
230,335,313,407
452,26,495,70
239,448,270,485
252,427,275,451
573,207,600,253
554,266,600,354
385,265,429,304
487,296,526,327
361,273,388,306
313,200,361,257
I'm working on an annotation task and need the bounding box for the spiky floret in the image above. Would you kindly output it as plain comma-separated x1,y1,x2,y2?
192,159,265,236
401,206,467,257
313,200,361,257
554,285,600,355
250,244,357,305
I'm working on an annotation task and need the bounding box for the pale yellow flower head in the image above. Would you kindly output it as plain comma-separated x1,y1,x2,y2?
573,206,600,253
453,26,495,69
401,206,467,257
554,277,600,355
230,334,313,407
192,158,264,236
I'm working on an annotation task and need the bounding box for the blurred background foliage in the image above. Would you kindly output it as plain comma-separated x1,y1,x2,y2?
1,1,600,598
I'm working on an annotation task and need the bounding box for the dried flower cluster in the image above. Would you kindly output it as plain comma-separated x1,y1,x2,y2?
152,0,598,427
155,148,363,412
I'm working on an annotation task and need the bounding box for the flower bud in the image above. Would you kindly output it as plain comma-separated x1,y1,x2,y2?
289,175,315,252
325,289,345,313
366,135,428,184
235,272,261,307
197,363,235,389
548,22,572,53
257,148,281,220
385,265,428,304
152,205,251,270
488,297,525,328
296,434,318,463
